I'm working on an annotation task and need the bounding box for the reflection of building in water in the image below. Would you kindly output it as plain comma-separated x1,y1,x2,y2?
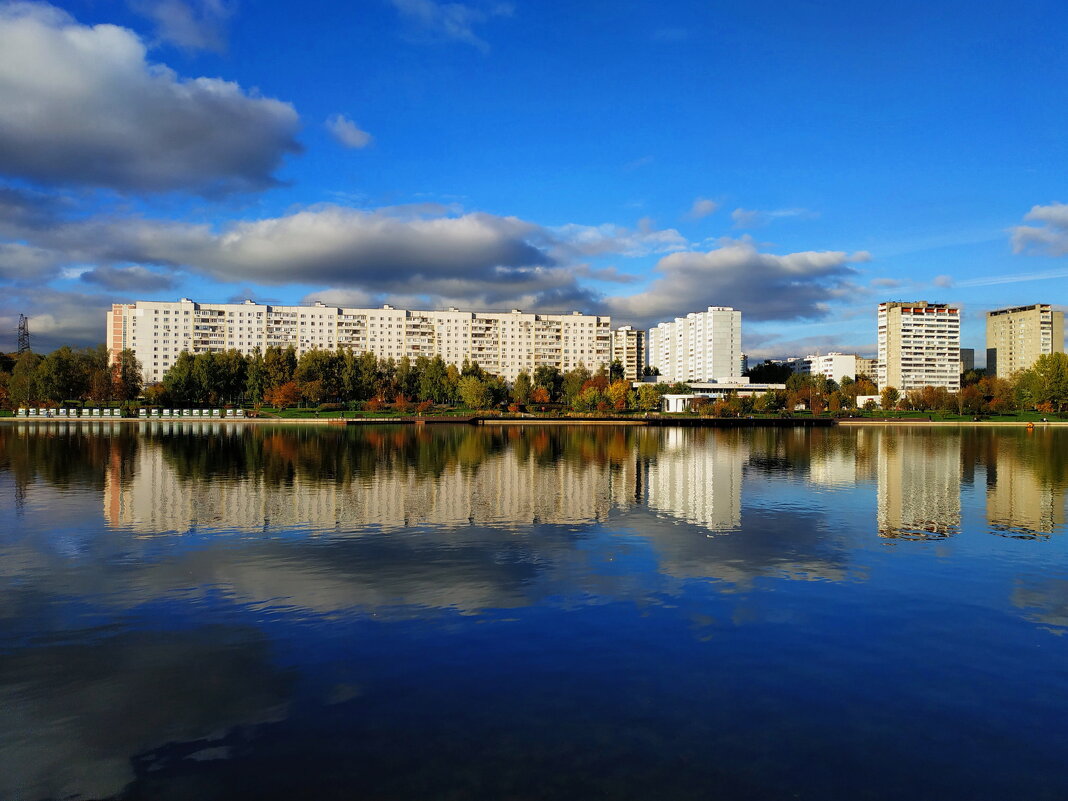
987,453,1066,539
645,428,744,533
103,427,643,533
876,430,961,539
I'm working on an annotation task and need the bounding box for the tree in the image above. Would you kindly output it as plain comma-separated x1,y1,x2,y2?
112,349,143,401
1017,352,1068,412
163,352,196,405
533,365,563,401
264,381,301,409
609,359,624,382
458,375,491,409
264,345,297,392
9,351,42,407
572,386,604,412
746,360,794,383
246,348,267,404
511,371,532,405
880,386,899,411
420,356,450,403
562,365,592,405
606,379,630,410
636,383,664,412
531,386,550,405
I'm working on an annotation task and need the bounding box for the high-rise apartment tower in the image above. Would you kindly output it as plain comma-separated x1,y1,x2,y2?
985,304,1064,379
647,306,741,384
877,301,961,391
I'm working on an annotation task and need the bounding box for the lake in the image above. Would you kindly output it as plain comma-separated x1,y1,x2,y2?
1,423,1066,800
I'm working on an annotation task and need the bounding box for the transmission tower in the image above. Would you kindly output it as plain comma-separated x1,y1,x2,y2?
17,314,30,354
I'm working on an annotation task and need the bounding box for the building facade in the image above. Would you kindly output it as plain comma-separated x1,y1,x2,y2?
108,299,614,384
985,304,1064,379
800,352,862,383
610,325,646,381
647,306,741,384
877,301,961,391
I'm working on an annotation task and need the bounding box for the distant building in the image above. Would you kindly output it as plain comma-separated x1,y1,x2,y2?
803,352,861,384
877,301,961,391
959,348,975,374
985,304,1064,379
611,325,646,381
108,298,613,384
856,357,877,381
647,306,742,383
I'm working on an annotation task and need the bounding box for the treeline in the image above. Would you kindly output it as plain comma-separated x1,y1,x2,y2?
877,354,1068,414
0,347,142,408
143,347,678,412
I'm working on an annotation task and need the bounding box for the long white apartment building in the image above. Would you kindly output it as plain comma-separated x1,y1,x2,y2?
877,301,961,391
647,306,741,383
108,298,616,384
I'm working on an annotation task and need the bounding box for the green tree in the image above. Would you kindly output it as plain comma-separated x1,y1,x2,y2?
533,365,563,401
264,345,297,392
163,352,196,405
880,386,900,411
9,351,42,407
458,375,491,409
562,365,592,405
246,347,266,404
420,355,450,403
609,359,624,382
511,371,532,405
636,383,664,412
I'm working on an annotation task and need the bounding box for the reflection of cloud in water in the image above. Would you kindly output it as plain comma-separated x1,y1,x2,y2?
632,507,850,589
1012,578,1068,631
0,627,292,801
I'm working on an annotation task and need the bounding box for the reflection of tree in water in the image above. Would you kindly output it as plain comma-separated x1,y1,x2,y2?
0,424,140,495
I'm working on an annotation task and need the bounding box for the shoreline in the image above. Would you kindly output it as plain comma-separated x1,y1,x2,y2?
3,416,1064,428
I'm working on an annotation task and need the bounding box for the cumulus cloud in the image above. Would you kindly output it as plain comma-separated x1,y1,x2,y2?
389,0,512,52
129,0,233,53
685,197,719,220
326,114,373,149
80,264,178,291
1011,202,1068,256
606,238,862,327
0,3,300,194
731,207,815,229
552,218,688,258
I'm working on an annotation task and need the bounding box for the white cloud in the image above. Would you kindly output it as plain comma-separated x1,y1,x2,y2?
1012,202,1068,256
389,0,511,52
731,207,815,229
552,218,688,258
129,0,233,53
870,277,901,288
685,197,719,220
606,238,862,327
325,114,373,149
932,274,954,287
0,242,64,282
0,3,300,194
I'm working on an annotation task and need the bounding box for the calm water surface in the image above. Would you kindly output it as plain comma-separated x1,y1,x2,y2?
1,423,1067,800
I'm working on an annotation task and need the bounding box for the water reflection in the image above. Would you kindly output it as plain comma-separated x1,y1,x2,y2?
876,429,963,540
2,424,1068,801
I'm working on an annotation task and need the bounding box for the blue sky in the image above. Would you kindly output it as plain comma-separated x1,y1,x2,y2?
0,0,1066,361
